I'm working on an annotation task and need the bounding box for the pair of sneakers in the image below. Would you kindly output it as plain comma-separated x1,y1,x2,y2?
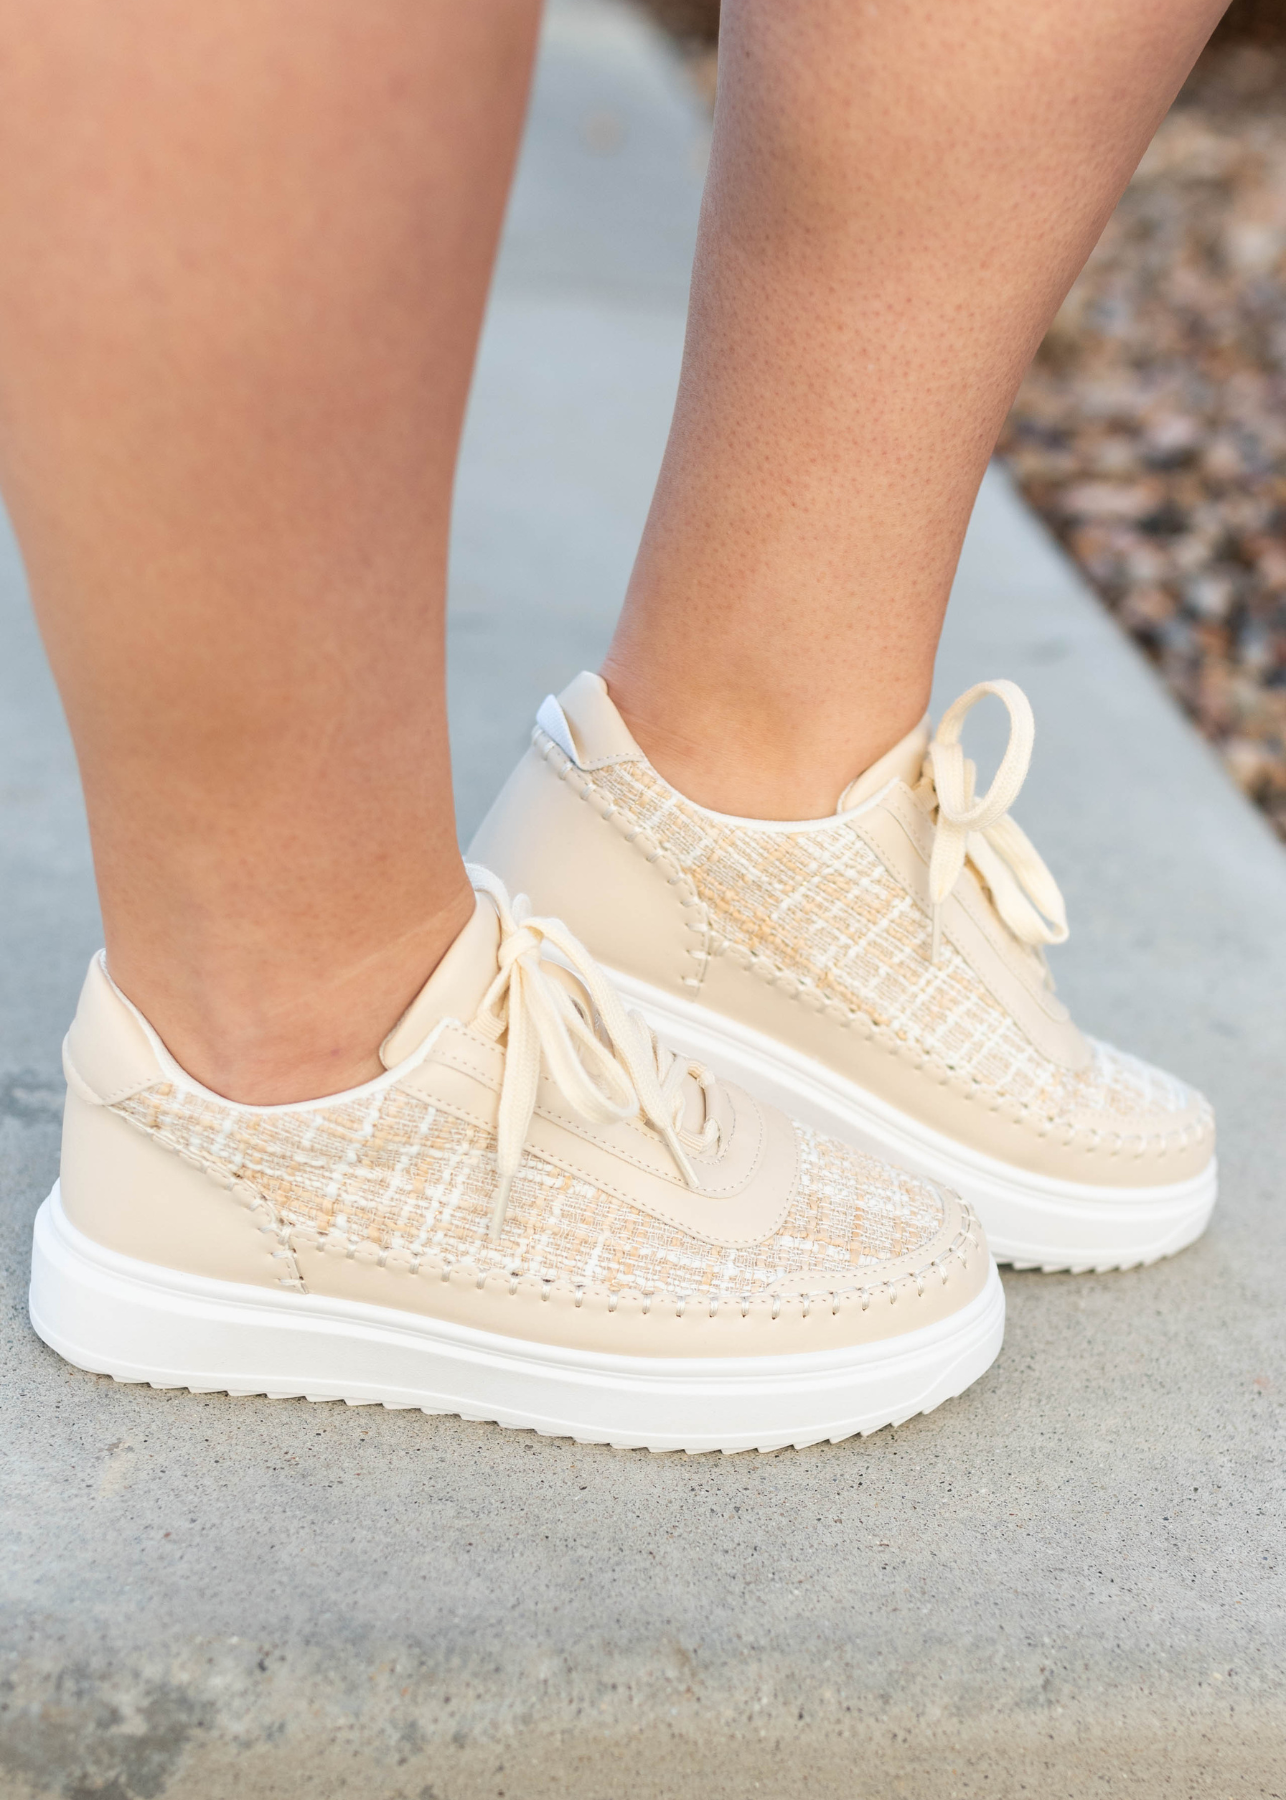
30,677,1216,1454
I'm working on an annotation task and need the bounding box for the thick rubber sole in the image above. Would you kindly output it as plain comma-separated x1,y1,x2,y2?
609,971,1217,1274
29,1185,1004,1455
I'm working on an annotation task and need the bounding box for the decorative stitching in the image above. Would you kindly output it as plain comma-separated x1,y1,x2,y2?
107,1104,306,1291
238,1190,976,1320
282,1210,975,1316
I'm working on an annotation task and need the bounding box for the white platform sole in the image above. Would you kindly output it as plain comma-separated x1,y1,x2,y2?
29,1185,1004,1455
610,972,1217,1274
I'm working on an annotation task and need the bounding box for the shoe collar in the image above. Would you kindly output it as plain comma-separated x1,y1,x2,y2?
544,669,926,827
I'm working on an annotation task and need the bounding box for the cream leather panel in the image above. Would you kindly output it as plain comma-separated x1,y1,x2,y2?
469,744,698,995
557,669,646,767
398,1023,800,1244
60,1090,294,1290
65,954,164,1104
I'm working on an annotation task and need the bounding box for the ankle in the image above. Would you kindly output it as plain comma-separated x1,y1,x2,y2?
620,716,847,819
601,660,926,820
104,885,476,1106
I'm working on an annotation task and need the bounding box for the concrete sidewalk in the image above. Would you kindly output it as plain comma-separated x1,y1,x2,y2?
2,3,1284,1795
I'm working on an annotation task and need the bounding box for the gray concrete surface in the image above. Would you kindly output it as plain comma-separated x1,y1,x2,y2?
2,3,1285,1795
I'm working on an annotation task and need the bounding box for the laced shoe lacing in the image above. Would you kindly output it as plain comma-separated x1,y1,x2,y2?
467,865,722,1238
923,680,1068,970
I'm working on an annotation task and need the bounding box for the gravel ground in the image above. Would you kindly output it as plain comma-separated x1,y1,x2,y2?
1001,43,1286,841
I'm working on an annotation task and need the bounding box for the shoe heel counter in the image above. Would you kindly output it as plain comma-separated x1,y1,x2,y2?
60,1088,297,1289
468,741,701,994
60,955,296,1290
65,951,165,1104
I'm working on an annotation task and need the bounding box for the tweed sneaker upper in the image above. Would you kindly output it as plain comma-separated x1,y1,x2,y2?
74,871,976,1323
469,673,1214,1186
578,733,1201,1148
112,1078,947,1302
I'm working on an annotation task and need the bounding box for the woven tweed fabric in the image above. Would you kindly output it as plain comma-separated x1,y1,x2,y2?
587,757,1206,1136
113,1081,945,1298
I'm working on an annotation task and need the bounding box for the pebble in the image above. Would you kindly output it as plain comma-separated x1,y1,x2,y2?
1001,46,1286,841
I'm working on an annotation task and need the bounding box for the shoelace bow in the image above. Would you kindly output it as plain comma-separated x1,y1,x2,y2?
924,680,1069,966
466,864,720,1238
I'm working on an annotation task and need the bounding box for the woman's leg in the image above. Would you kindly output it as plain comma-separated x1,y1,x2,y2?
604,0,1227,819
0,0,541,1102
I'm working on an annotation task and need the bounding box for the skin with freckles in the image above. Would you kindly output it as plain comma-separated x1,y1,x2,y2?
0,0,1225,1101
0,1,539,1101
604,0,1228,818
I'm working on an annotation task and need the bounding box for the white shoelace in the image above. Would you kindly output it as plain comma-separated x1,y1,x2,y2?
924,680,1069,965
466,864,719,1238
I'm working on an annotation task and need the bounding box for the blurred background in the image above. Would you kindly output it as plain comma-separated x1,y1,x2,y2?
642,0,1286,842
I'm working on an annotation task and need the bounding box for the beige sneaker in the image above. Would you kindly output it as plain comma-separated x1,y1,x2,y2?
29,869,1002,1453
469,674,1216,1273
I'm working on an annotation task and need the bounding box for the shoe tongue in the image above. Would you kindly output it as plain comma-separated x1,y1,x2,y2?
836,717,931,812
378,895,502,1069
